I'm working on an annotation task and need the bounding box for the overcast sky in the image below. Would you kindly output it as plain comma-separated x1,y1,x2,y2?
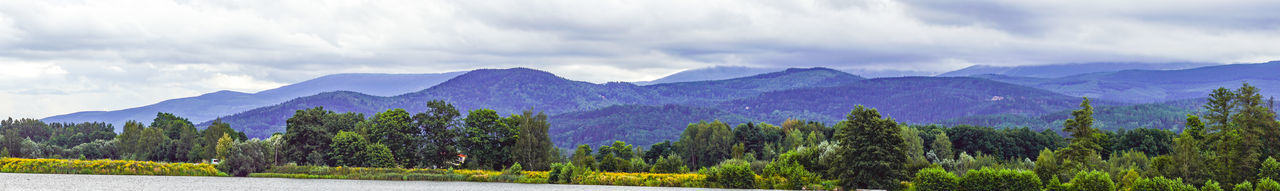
2,0,1279,119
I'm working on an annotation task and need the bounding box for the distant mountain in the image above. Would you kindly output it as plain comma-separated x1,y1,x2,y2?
635,66,779,85
973,61,1280,103
43,72,462,128
938,62,1212,78
941,99,1204,132
204,67,864,140
718,77,1097,124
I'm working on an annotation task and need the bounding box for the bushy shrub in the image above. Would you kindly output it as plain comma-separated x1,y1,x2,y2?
503,162,523,176
1131,176,1197,191
650,154,688,173
363,143,396,168
1234,181,1253,191
1262,157,1280,181
1258,178,1280,191
218,139,277,176
0,158,221,176
700,159,756,189
912,167,958,191
1068,170,1116,191
956,167,1040,191
760,154,820,190
1202,180,1223,191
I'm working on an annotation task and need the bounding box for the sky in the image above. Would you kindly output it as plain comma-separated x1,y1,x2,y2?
2,0,1280,119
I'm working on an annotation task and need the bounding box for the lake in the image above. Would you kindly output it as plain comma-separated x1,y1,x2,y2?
0,173,759,191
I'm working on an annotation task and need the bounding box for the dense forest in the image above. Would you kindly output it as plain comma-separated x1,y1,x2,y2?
2,83,1278,190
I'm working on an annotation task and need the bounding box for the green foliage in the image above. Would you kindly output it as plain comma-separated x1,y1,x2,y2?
831,105,907,190
955,167,1040,191
218,138,277,176
363,143,396,168
650,154,689,173
367,109,418,168
503,162,524,176
1236,181,1254,191
1113,128,1175,156
913,167,958,191
1203,180,1224,191
215,133,233,161
283,107,364,166
761,153,819,190
1131,176,1198,191
511,110,554,171
1263,157,1280,181
1068,170,1116,191
328,131,367,167
571,144,595,169
677,120,734,168
700,159,756,189
930,132,954,161
643,141,676,164
414,100,461,169
1259,178,1280,191
459,109,517,170
1060,98,1103,171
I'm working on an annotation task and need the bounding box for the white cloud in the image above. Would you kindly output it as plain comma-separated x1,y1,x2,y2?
0,60,67,80
0,0,1278,118
205,73,285,92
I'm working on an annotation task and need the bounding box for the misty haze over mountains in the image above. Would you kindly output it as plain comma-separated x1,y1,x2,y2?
40,62,1280,147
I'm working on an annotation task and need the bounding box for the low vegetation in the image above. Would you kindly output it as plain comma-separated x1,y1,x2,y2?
0,158,223,176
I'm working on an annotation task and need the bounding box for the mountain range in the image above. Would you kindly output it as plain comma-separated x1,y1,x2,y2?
39,61,1280,148
42,72,463,128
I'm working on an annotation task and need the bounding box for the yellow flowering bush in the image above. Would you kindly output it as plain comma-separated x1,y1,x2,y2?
0,158,222,176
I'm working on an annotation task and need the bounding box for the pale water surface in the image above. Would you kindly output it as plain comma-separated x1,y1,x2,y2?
0,173,760,191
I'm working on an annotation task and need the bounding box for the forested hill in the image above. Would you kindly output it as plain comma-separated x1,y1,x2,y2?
937,62,1211,78
974,61,1280,103
717,77,1098,124
42,72,463,128
201,67,867,139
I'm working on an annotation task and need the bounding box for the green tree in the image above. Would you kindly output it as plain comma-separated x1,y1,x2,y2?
1067,170,1115,191
328,131,368,167
1185,115,1207,140
215,133,233,161
677,121,734,168
367,109,418,167
643,141,676,163
511,110,554,171
700,159,756,189
414,100,461,168
1204,87,1237,129
1059,98,1101,171
830,105,907,190
199,120,243,161
363,143,396,168
571,144,595,168
733,122,765,155
283,107,337,165
459,109,516,170
116,121,145,159
931,132,954,161
650,154,688,173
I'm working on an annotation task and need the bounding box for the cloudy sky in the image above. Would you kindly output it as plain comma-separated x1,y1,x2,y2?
2,0,1279,119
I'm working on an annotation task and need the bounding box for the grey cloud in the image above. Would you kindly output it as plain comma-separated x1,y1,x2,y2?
1,0,1280,118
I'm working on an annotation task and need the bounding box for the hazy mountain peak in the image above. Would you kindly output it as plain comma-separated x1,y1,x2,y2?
636,66,779,85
